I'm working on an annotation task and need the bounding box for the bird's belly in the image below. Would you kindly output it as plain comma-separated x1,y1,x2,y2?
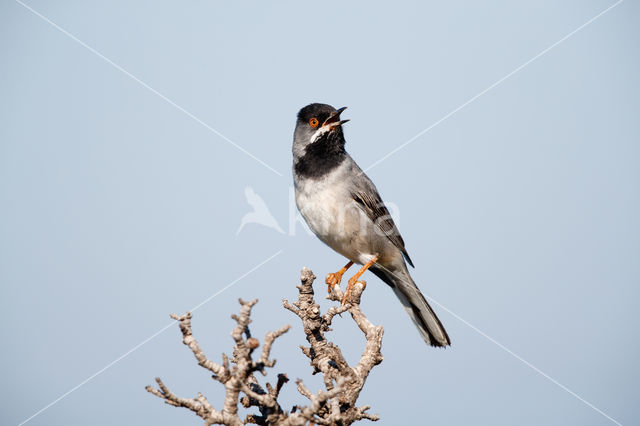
295,184,381,264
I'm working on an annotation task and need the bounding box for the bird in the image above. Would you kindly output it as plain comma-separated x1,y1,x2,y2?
292,103,450,347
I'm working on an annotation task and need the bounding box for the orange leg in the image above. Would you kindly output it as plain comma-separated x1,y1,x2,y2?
325,261,354,293
342,256,378,305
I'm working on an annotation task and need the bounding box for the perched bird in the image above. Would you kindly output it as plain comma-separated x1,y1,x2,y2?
292,103,450,347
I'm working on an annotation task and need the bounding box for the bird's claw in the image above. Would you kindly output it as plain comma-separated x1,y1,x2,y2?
325,272,343,294
341,278,366,306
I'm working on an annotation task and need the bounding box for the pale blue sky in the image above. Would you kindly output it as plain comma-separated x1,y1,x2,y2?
1,1,638,425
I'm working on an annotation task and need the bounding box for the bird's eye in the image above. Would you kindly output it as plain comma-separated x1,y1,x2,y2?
309,118,319,128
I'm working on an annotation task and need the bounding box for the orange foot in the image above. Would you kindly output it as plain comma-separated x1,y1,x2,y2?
325,261,354,293
341,277,367,305
341,256,378,305
325,272,343,293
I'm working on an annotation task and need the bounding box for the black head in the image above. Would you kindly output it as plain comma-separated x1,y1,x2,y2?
297,103,336,125
293,103,349,158
292,103,350,178
296,103,349,133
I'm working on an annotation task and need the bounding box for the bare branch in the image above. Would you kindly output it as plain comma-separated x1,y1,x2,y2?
257,324,291,369
169,312,229,382
145,377,227,423
147,267,383,424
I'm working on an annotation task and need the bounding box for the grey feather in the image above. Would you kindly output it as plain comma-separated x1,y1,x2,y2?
350,168,414,267
370,263,450,347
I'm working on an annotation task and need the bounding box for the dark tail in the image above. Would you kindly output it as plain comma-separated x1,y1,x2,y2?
370,264,450,347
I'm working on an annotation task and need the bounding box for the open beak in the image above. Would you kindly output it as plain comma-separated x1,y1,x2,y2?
322,106,350,130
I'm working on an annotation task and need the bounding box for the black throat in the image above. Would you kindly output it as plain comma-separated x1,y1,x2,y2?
294,129,347,179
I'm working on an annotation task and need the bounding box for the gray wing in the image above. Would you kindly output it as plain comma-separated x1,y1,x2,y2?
350,172,414,267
